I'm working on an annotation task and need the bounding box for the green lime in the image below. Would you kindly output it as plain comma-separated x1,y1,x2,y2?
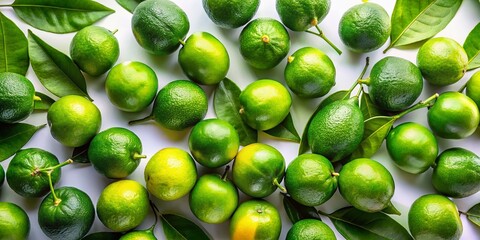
47,95,102,147
286,219,336,240
338,158,395,212
0,72,37,124
38,186,95,240
202,0,259,28
276,0,330,31
417,37,468,86
132,0,189,55
189,172,238,224
119,227,156,240
105,61,158,112
338,2,390,53
307,98,364,162
368,56,423,112
97,180,150,232
232,143,285,198
230,199,281,240
188,119,239,168
284,153,338,206
284,47,336,98
239,18,290,69
6,148,61,198
466,70,480,108
386,122,438,174
0,164,5,187
408,194,462,240
70,26,119,77
178,32,229,85
144,148,197,201
427,91,479,139
0,202,30,240
88,127,146,179
432,148,480,198
239,79,292,130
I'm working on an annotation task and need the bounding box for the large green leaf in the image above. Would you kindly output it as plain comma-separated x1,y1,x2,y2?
160,214,211,240
360,91,383,120
116,0,144,13
0,12,28,75
11,0,114,33
464,22,480,70
385,0,463,52
282,194,321,224
33,92,55,111
350,116,396,159
264,113,300,142
0,123,45,161
28,30,92,100
466,203,480,227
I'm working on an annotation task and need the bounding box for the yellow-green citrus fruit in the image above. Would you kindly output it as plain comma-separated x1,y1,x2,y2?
276,0,330,31
286,219,336,240
0,202,30,240
132,0,189,55
119,229,156,240
0,72,36,124
466,70,480,108
202,0,260,29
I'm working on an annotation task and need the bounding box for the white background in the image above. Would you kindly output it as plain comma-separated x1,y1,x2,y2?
1,0,480,239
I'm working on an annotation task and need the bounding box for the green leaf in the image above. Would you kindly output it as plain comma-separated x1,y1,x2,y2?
34,92,55,111
116,0,145,13
28,30,92,100
11,0,115,33
464,22,480,70
0,12,28,75
360,91,383,120
381,201,401,216
328,207,413,240
0,123,45,161
71,142,90,163
264,113,300,142
160,214,211,240
81,231,123,240
350,116,396,159
282,194,322,224
214,78,257,146
466,203,480,227
386,0,462,51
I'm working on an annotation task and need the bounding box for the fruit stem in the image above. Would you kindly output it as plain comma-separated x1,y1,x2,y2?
33,95,42,101
395,93,439,119
344,57,370,99
148,200,159,232
46,170,61,206
331,172,339,177
133,153,147,160
38,159,73,173
111,29,118,35
261,35,270,43
221,165,231,181
305,25,342,55
273,178,287,193
129,115,154,125
178,39,186,46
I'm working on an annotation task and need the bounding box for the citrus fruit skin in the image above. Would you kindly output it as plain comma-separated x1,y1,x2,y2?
47,95,102,147
239,18,290,69
307,98,364,162
386,122,438,174
230,199,282,240
105,61,158,112
338,158,395,213
144,148,197,201
88,127,144,179
417,37,468,86
232,143,285,198
38,187,95,240
178,32,229,85
0,202,30,240
239,79,292,130
0,164,4,187
284,153,337,206
119,229,156,240
188,119,239,168
408,194,462,240
70,26,119,77
6,148,61,198
286,219,336,240
0,72,36,124
427,91,479,139
432,148,480,198
338,2,391,53
276,0,330,31
284,47,336,98
466,70,480,108
97,180,150,232
132,0,189,55
189,173,238,224
202,0,260,28
368,56,423,112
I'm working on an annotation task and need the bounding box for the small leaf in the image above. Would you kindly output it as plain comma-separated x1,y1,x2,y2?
264,113,300,142
28,30,92,100
327,207,413,240
464,22,480,70
350,116,396,159
160,214,211,240
360,91,383,120
0,123,45,161
381,201,401,216
466,203,480,227
71,142,91,163
214,78,257,146
12,0,115,33
116,0,145,13
0,12,28,75
282,194,321,224
34,92,55,111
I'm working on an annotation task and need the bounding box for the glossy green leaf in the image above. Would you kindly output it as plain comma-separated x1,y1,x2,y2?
283,194,321,224
350,116,396,159
116,0,145,13
264,113,300,142
214,78,257,146
81,232,122,240
328,207,413,240
28,30,92,100
11,0,115,33
0,123,45,161
386,0,462,52
160,214,211,240
360,91,383,120
464,22,480,70
71,142,90,163
0,12,28,75
466,203,480,227
33,92,55,111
